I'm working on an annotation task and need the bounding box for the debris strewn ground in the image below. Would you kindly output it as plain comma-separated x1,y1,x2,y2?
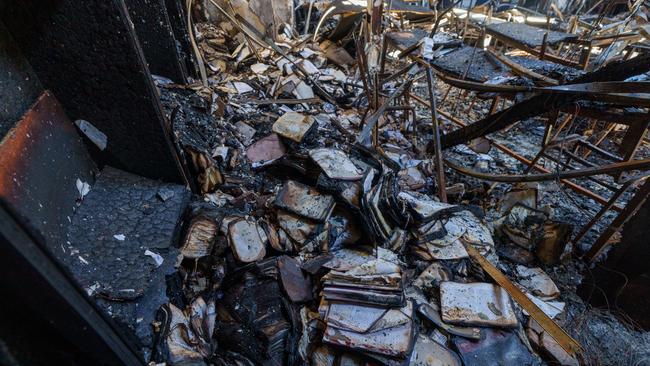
7,1,647,365
138,1,650,365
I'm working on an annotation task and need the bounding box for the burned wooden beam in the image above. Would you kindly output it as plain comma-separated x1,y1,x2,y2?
435,72,650,100
560,104,650,126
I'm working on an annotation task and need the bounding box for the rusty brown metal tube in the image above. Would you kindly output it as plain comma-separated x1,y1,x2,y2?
425,68,448,202
407,92,623,211
443,158,650,183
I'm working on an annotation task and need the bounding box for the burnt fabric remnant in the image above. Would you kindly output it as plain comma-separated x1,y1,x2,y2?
3,0,650,365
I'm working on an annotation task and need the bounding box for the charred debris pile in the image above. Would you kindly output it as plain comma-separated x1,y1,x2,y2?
140,1,650,365
6,0,650,365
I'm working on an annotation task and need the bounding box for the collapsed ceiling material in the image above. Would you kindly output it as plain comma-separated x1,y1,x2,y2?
2,0,650,365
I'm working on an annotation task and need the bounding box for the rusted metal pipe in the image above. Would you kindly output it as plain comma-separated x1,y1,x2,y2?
407,92,624,211
443,158,650,183
583,178,650,262
425,68,448,202
572,178,644,248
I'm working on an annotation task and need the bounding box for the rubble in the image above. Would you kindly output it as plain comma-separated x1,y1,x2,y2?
143,1,650,363
309,148,364,180
210,258,300,365
278,255,313,303
453,328,542,366
418,302,482,340
4,0,650,364
163,297,216,364
409,333,462,366
516,265,561,300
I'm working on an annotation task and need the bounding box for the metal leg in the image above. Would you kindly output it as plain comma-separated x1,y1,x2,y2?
426,68,448,202
583,178,650,262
